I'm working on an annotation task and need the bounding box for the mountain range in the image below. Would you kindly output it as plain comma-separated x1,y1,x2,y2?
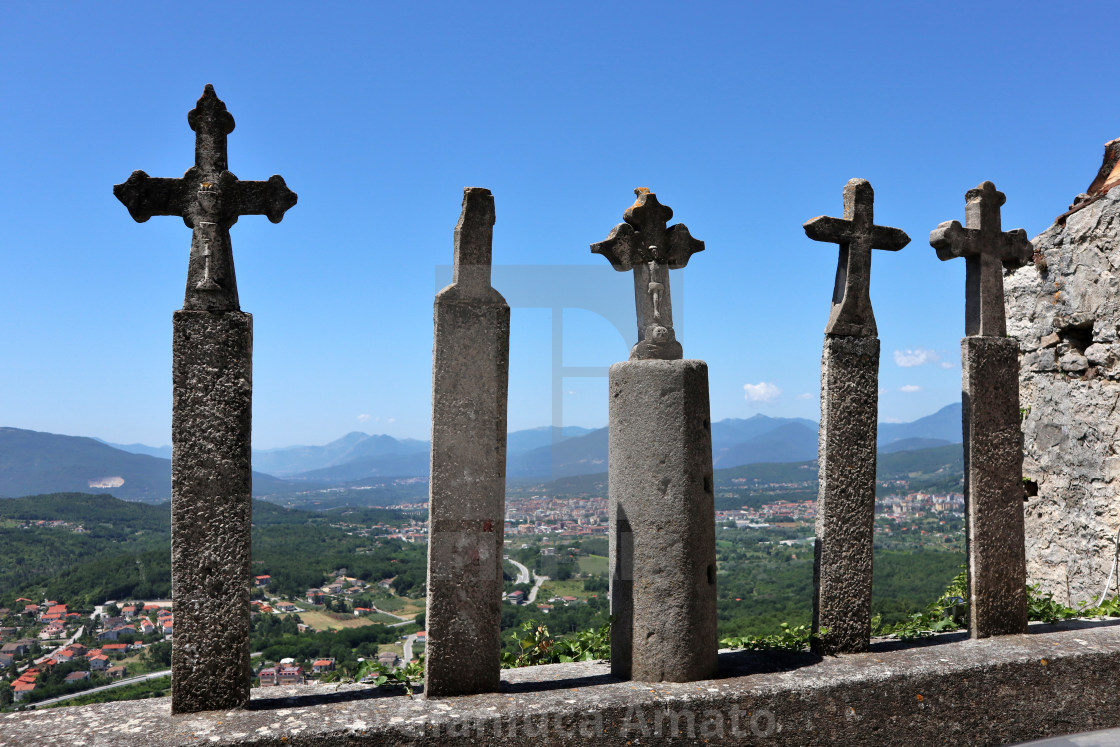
1,404,962,501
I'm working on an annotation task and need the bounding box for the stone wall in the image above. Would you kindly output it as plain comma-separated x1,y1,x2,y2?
1006,145,1120,605
5,622,1120,746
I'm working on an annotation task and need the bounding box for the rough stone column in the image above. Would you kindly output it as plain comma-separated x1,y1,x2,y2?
170,310,253,711
424,188,510,697
931,181,1031,638
114,85,295,713
813,336,879,654
803,178,908,654
608,359,717,682
962,336,1027,636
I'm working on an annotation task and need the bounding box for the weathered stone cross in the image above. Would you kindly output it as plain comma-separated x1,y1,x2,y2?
592,189,704,360
930,180,1030,638
803,179,910,337
802,178,908,655
114,84,297,310
930,181,1032,337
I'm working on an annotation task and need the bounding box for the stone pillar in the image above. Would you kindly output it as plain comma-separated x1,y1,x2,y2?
813,335,879,654
608,359,717,682
424,188,510,697
170,310,253,712
962,336,1027,637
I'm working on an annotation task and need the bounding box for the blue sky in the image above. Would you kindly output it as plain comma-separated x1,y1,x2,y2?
2,2,1117,449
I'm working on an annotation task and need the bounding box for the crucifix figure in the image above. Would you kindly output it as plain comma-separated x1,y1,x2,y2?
591,188,704,360
803,179,910,337
930,181,1032,336
114,84,297,311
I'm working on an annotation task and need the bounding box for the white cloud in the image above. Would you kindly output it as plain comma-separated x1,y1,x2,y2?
357,414,372,423
900,385,921,393
894,348,941,368
797,392,813,400
743,382,782,403
387,417,396,424
939,361,954,369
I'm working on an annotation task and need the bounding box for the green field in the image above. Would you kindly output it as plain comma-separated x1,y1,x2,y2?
578,554,608,575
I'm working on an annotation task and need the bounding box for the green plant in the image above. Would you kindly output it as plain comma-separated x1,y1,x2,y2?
500,620,611,668
355,655,425,698
721,622,818,652
873,567,968,640
1027,584,1078,624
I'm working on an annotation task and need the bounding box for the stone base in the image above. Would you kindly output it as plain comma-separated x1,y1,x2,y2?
813,335,879,654
608,359,717,682
962,335,1028,637
425,289,510,697
9,622,1120,746
171,310,253,713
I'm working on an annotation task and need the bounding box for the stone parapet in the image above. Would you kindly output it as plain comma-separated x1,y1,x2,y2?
6,622,1120,745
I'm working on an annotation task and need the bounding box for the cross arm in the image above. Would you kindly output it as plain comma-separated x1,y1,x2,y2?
113,171,189,223
226,174,298,224
999,229,1033,267
929,220,974,261
869,225,910,252
591,222,642,271
803,216,852,244
664,223,705,268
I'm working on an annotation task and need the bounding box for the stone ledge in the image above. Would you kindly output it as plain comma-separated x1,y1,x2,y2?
4,621,1120,746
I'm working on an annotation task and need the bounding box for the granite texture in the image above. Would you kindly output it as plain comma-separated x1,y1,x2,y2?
802,178,909,337
425,188,510,697
171,310,254,712
1006,187,1120,606
814,335,879,654
6,621,1120,746
608,359,717,682
962,335,1028,637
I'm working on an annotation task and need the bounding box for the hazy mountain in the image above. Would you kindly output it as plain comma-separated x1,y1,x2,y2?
877,403,962,448
253,432,429,478
98,439,173,460
0,427,299,503
507,426,594,455
878,437,952,454
3,403,965,496
712,421,820,468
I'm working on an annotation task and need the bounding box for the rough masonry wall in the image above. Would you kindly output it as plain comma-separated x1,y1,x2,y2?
1006,187,1120,605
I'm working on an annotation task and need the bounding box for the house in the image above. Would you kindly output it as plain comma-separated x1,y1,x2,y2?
306,590,324,605
89,654,110,670
254,575,271,586
101,643,129,656
68,643,87,657
12,680,36,701
276,665,305,685
97,629,119,642
258,667,278,686
353,607,373,616
0,653,13,668
275,603,298,614
311,658,334,673
106,665,127,679
139,619,155,635
120,605,138,618
64,671,90,683
377,651,399,668
39,623,65,640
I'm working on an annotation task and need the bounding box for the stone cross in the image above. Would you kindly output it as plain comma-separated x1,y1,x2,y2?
803,179,907,654
592,188,704,360
930,181,1029,638
113,85,295,713
114,84,297,311
596,189,717,683
425,187,510,697
804,178,910,337
930,181,1032,337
